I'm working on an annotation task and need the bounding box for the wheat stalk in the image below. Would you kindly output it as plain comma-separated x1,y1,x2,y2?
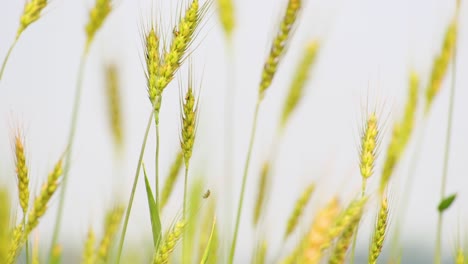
160,151,184,209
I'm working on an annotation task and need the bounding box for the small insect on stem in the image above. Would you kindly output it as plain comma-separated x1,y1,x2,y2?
203,189,211,199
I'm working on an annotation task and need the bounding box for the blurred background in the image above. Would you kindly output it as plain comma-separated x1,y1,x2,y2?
1,0,467,262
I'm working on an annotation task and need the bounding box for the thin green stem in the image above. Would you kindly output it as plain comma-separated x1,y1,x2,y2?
49,50,88,259
435,31,457,264
349,180,367,264
155,112,160,204
182,164,189,264
224,35,235,229
116,111,154,264
229,99,261,264
183,165,189,221
0,38,19,82
24,217,29,264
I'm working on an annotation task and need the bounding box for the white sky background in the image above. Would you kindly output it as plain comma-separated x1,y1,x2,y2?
0,0,467,262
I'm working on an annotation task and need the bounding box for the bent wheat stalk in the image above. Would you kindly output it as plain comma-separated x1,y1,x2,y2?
0,0,48,82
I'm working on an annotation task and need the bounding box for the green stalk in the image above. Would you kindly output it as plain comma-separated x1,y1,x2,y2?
49,50,89,259
116,111,154,264
155,112,160,203
24,217,29,264
229,99,261,264
434,33,457,264
182,164,190,263
391,119,427,258
349,180,367,264
224,36,235,235
0,39,19,82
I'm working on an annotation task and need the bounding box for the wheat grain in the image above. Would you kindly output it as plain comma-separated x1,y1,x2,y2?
216,0,235,37
0,190,10,263
368,195,389,264
303,197,341,264
17,0,48,38
259,0,301,97
322,197,367,250
98,206,124,261
105,64,124,149
145,27,161,111
426,18,458,112
328,216,361,264
85,0,112,51
82,228,96,264
157,0,208,94
380,72,419,193
180,79,199,167
153,221,186,264
14,132,30,215
254,162,270,225
26,159,63,234
6,224,23,264
280,41,319,128
284,183,315,238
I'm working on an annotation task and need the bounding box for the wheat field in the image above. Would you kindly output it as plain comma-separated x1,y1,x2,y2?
0,0,468,263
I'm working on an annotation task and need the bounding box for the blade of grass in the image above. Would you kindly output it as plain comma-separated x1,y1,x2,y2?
143,163,162,250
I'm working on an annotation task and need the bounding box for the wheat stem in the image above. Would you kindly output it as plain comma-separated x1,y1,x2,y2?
0,39,19,82
224,37,235,247
116,110,154,264
229,99,261,264
50,50,88,259
435,23,458,264
155,113,160,205
182,165,190,263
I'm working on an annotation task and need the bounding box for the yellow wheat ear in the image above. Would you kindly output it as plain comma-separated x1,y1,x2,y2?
259,0,302,98
153,221,186,264
368,195,390,264
425,17,458,112
216,0,235,37
13,131,30,216
0,189,11,263
105,64,124,149
85,0,113,51
17,0,48,38
82,228,96,264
